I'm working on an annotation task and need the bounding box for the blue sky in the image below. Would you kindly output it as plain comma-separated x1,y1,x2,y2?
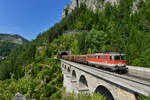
0,0,70,40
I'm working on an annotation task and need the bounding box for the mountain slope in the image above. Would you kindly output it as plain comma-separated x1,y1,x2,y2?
0,33,29,56
1,0,150,80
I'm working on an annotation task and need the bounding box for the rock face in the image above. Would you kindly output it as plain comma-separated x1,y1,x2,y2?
69,0,119,12
62,0,119,18
13,93,26,100
62,0,143,18
62,5,70,18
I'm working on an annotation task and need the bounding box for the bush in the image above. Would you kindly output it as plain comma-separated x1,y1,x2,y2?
62,93,105,100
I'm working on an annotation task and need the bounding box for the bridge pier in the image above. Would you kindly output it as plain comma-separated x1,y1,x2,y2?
61,60,143,100
63,73,73,92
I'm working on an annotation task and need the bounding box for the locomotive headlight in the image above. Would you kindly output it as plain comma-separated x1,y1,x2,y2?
118,64,126,67
118,64,123,66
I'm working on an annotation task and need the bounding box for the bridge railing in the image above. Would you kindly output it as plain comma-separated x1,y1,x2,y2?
127,65,150,73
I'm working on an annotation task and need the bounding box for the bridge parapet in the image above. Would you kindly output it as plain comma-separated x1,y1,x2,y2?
127,65,150,73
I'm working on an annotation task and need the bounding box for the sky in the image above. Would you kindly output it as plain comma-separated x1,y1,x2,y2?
0,0,70,40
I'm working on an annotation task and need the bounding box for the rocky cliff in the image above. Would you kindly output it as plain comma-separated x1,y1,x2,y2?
62,0,119,18
62,0,140,18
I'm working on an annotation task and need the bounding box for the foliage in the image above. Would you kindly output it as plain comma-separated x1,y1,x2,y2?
0,58,63,100
145,95,150,100
136,94,150,100
61,93,105,100
0,42,36,79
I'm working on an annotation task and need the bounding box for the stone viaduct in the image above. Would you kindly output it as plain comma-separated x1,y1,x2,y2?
61,59,150,100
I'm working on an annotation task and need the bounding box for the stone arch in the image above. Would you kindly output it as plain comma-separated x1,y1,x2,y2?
72,70,77,81
79,75,88,89
95,85,114,100
67,67,71,73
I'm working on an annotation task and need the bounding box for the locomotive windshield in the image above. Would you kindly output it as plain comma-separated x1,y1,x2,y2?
114,55,125,60
121,55,125,60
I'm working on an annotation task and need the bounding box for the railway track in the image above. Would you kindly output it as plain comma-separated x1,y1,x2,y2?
85,65,150,87
125,73,150,82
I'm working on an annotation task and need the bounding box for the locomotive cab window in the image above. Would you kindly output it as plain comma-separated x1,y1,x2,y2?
110,56,112,60
114,55,125,60
114,56,120,60
121,56,125,60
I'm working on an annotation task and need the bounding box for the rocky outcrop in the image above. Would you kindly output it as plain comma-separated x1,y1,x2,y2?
13,93,26,100
62,5,70,18
69,0,119,12
62,0,119,18
62,0,144,18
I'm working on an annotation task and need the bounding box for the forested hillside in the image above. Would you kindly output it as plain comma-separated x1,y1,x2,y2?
0,34,29,56
0,0,150,99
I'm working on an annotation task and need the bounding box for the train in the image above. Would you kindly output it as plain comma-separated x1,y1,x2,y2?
62,52,128,73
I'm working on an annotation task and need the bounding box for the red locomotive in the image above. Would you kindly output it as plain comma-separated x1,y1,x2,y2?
62,52,128,73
